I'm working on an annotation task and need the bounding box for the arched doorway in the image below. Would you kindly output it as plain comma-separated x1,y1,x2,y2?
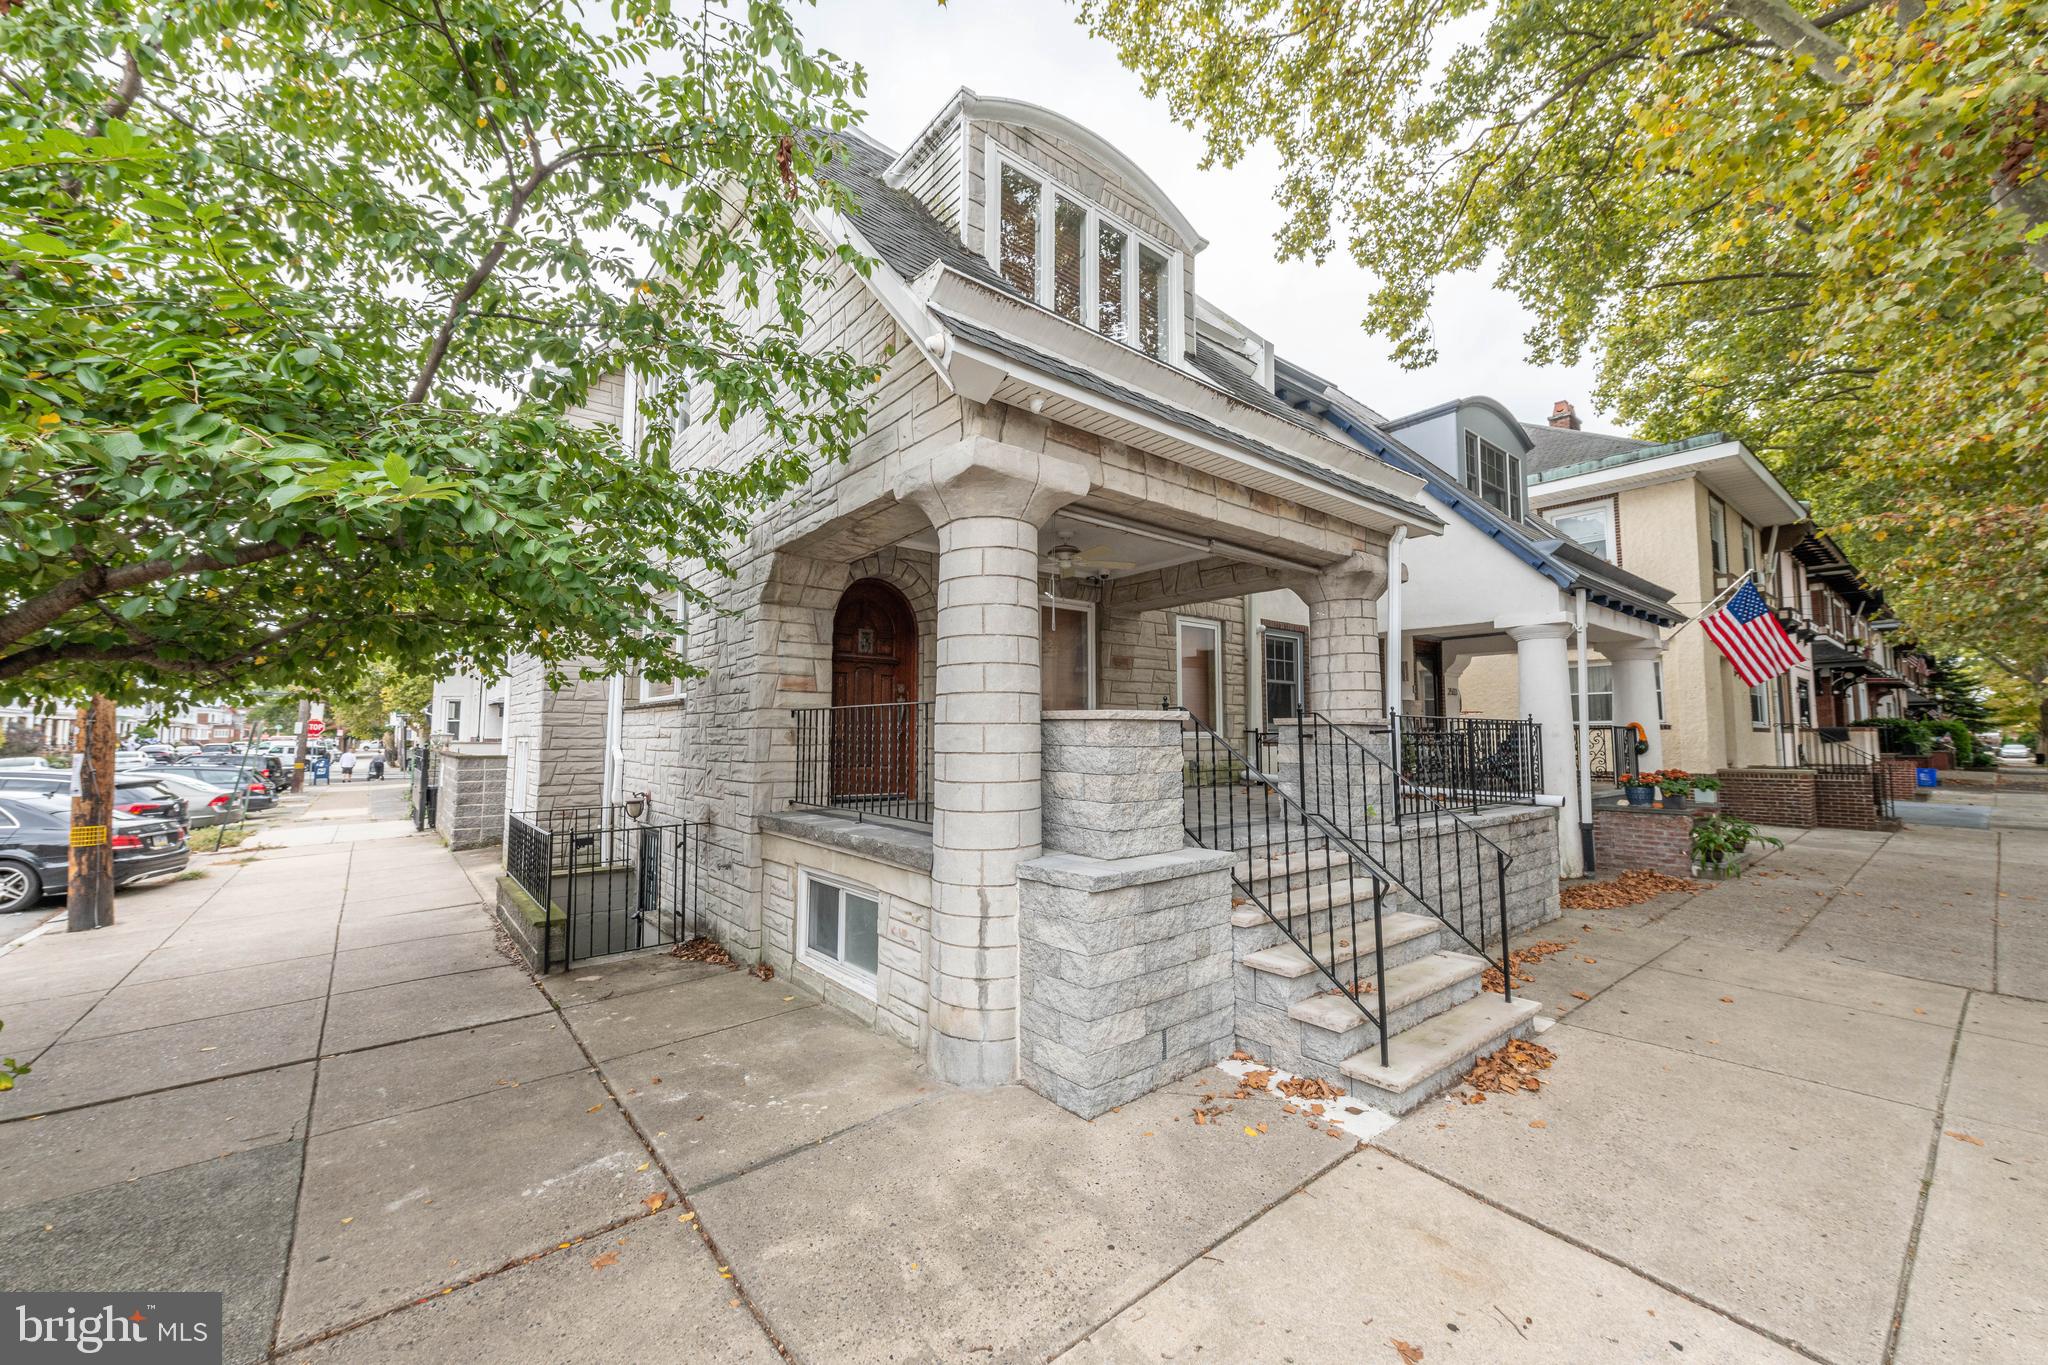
830,579,919,801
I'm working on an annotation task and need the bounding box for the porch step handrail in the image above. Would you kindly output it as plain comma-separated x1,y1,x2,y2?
1287,712,1515,995
1171,705,1393,1066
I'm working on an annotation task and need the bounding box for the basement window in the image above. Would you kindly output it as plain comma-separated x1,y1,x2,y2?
800,872,880,996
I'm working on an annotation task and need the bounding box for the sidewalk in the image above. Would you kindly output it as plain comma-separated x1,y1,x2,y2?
1,793,2042,1363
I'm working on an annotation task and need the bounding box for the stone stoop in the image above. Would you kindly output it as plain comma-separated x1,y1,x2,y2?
1229,869,1544,1113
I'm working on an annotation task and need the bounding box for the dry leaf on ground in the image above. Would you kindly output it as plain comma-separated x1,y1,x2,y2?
1277,1075,1346,1102
671,937,736,968
1461,1038,1557,1097
1945,1130,1985,1147
590,1251,619,1270
1561,868,1702,910
1392,1339,1425,1363
1482,940,1572,993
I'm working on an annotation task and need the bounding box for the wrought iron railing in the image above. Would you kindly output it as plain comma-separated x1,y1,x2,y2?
1283,714,1515,988
791,700,932,825
411,745,438,831
1577,723,1644,789
1797,727,1880,767
1385,714,1544,811
1175,708,1394,1065
506,806,708,972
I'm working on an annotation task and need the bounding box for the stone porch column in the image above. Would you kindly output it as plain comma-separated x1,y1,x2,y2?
895,437,1090,1087
1300,551,1386,726
1507,620,1583,877
1604,641,1665,774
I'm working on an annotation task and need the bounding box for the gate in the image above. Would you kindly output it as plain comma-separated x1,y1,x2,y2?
504,805,709,972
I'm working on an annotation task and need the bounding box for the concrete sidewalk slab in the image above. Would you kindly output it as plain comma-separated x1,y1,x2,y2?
329,929,507,994
611,1004,935,1190
1058,1153,1807,1364
694,1081,1353,1365
1945,1028,2048,1138
65,954,333,1040
0,1140,301,1365
279,1070,663,1345
1381,1024,1930,1362
1894,1117,2048,1364
1649,935,1969,1025
0,951,151,1004
334,904,488,950
0,997,324,1115
540,952,731,1006
311,1014,589,1135
319,965,546,1053
1562,964,1957,1108
0,1063,312,1212
281,1218,779,1364
1963,992,2048,1047
0,989,101,1063
560,969,815,1062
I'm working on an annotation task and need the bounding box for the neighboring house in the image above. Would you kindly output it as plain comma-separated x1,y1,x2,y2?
463,90,1576,1117
428,670,505,744
0,701,152,751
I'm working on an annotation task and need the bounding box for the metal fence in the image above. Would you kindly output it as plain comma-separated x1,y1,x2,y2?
411,745,438,832
1577,724,1644,789
1386,714,1545,811
505,805,709,972
791,700,932,825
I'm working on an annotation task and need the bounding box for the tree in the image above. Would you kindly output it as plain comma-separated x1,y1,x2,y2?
327,659,435,745
2,0,880,708
1079,0,2048,708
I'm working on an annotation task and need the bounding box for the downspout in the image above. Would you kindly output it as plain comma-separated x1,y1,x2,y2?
1383,527,1407,722
1574,588,1594,873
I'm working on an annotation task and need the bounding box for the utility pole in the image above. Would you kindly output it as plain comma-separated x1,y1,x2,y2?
68,695,117,931
288,697,312,793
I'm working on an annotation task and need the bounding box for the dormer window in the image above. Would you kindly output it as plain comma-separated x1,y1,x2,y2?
993,153,1179,362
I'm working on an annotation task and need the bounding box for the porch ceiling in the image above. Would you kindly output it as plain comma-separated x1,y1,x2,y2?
893,502,1328,588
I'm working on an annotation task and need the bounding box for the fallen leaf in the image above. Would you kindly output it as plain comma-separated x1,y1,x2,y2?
590,1251,619,1270
1945,1130,1985,1147
678,1212,696,1223
1529,1119,1547,1129
636,1162,650,1173
1392,1339,1424,1363
1719,996,1735,1004
1243,1126,1260,1137
643,1192,667,1213
1570,991,1593,1002
340,1217,353,1225
586,1104,604,1114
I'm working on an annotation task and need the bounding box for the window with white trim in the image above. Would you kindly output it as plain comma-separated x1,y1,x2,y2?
1568,662,1615,723
1462,430,1523,519
1739,519,1757,578
1547,500,1613,561
1175,617,1223,730
800,872,880,995
639,591,688,702
1654,661,1666,723
443,698,462,739
1708,495,1729,577
990,150,1180,362
1749,681,1772,729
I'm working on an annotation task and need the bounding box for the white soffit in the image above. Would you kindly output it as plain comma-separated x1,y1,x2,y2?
1533,442,1807,527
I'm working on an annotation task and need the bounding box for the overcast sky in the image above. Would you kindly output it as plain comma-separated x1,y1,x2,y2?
791,0,1610,431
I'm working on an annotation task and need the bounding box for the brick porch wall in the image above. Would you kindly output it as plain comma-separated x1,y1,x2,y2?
1593,805,1698,880
1717,768,1817,826
1814,768,1887,831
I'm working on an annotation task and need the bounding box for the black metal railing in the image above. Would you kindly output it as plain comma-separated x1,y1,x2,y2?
506,805,709,972
411,745,439,831
1797,727,1880,767
1385,714,1544,811
1577,723,1645,789
1175,707,1394,1065
791,700,932,826
1283,713,1515,989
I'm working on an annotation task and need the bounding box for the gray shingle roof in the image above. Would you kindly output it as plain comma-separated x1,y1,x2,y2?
1520,422,1652,477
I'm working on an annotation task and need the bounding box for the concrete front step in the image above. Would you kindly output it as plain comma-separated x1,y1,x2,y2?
1338,994,1544,1115
1239,910,1442,981
1288,951,1485,1032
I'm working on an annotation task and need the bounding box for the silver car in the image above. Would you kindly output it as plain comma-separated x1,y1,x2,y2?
141,771,246,828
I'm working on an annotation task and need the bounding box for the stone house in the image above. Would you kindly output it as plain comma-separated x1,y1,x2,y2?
467,90,1571,1117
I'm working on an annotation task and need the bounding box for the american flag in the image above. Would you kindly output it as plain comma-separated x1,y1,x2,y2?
1701,579,1803,686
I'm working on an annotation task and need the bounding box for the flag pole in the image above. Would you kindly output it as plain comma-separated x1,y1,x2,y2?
1657,572,1751,649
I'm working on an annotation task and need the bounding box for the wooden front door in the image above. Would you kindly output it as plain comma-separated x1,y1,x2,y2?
830,579,918,799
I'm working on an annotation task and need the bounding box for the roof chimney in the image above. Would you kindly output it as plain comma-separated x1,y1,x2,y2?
1549,400,1581,431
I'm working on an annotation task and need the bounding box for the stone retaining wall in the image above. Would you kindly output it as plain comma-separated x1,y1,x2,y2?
434,746,506,850
1040,711,1183,860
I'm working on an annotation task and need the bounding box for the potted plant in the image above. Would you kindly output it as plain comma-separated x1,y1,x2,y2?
1625,773,1656,805
1690,813,1784,878
1656,770,1693,808
1689,773,1722,807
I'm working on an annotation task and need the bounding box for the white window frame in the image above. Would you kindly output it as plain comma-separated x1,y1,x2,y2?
1569,661,1615,723
1708,495,1729,577
443,698,462,739
796,868,881,1001
1546,499,1614,561
639,591,689,703
1654,661,1666,723
984,144,1184,363
1462,430,1523,520
1174,616,1225,725
1040,599,1097,709
1749,681,1772,730
1739,518,1757,577
1261,626,1306,725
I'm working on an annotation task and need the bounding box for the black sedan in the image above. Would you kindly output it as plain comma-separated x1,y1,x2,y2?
0,793,190,913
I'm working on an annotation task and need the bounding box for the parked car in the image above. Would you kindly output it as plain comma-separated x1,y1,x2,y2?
176,764,278,812
139,771,244,828
0,793,190,913
0,770,190,826
198,742,242,756
0,756,53,769
2000,742,2034,760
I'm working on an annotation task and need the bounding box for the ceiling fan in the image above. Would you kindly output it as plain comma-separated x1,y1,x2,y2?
1043,540,1138,581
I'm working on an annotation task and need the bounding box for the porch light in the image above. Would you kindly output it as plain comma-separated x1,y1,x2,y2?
624,791,648,820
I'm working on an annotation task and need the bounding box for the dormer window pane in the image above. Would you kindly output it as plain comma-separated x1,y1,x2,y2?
1097,221,1127,338
1052,197,1085,323
999,167,1040,296
1137,244,1168,359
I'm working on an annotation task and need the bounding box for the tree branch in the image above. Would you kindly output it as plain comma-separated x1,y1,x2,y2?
0,540,301,652
1721,0,1852,84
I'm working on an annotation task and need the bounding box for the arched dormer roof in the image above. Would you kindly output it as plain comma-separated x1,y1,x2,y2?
884,87,1208,253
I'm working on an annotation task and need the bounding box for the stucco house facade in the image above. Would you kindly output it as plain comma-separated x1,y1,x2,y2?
464,91,1573,1117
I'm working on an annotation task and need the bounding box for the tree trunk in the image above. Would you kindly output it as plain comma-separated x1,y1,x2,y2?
68,696,117,931
291,698,312,793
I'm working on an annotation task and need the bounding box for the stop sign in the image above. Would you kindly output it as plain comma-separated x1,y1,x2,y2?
306,718,326,737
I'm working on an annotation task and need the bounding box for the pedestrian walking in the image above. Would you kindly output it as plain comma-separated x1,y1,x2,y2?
339,750,357,783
